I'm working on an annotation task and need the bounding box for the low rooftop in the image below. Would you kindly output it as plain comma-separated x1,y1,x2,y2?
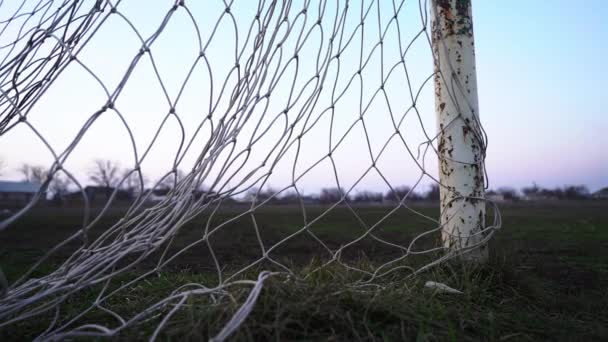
0,181,41,194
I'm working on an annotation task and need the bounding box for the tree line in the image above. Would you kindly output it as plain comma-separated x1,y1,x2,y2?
3,160,602,204
6,160,159,202
248,185,441,204
488,184,593,201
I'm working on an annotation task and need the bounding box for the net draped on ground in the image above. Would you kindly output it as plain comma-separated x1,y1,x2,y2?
0,0,500,340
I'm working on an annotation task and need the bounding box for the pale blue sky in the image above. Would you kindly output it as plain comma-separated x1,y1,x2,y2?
473,1,607,191
0,0,606,193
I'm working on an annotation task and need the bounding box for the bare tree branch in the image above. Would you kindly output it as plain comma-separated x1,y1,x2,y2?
88,160,120,188
121,169,148,195
157,169,186,190
18,164,47,184
50,173,71,203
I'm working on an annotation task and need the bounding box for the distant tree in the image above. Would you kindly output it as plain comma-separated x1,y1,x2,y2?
521,183,540,197
497,187,519,201
157,169,186,190
384,186,421,202
278,190,300,204
546,187,565,200
353,191,383,203
521,183,590,200
319,187,345,203
88,160,120,189
424,184,440,201
157,177,174,191
591,187,608,199
49,173,71,204
258,187,277,202
245,187,279,203
522,183,561,200
18,163,47,183
121,169,148,195
244,187,258,202
563,185,589,200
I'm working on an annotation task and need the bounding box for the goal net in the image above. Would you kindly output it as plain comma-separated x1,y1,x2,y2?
0,0,500,340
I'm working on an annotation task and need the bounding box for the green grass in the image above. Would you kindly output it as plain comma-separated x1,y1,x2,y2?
1,201,607,340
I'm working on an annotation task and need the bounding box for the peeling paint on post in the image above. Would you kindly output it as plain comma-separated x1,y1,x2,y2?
431,0,487,262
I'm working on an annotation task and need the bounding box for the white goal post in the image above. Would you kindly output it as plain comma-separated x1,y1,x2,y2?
432,0,488,261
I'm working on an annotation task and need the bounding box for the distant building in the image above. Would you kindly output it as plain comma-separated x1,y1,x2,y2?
145,188,223,204
146,188,171,203
63,186,133,205
0,181,42,208
85,186,132,202
486,191,505,202
592,187,608,200
522,193,557,201
301,195,319,204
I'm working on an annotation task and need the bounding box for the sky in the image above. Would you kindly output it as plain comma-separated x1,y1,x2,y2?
473,1,607,192
0,0,606,194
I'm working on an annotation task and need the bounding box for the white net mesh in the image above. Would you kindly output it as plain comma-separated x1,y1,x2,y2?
0,0,500,340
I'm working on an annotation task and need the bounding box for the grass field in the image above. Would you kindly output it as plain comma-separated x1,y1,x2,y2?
1,201,607,340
